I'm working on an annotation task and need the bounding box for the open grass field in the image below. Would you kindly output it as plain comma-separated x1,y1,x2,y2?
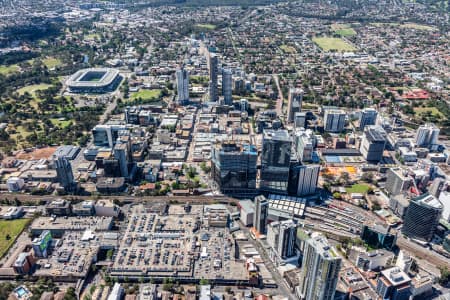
312,37,356,52
42,57,62,69
196,23,216,30
400,23,436,31
130,89,162,102
414,106,444,118
17,84,53,97
0,64,19,75
84,33,101,40
0,219,30,258
371,22,436,31
50,118,73,128
331,24,357,36
280,44,297,54
346,183,370,194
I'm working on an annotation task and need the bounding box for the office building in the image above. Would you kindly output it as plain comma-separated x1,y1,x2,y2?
385,168,412,196
72,200,95,216
103,158,121,177
359,108,378,130
429,177,446,198
222,68,232,105
211,142,258,197
52,145,81,160
240,98,249,112
415,123,440,148
294,112,307,129
45,199,71,216
376,267,411,300
32,230,52,258
294,128,315,162
360,224,396,250
359,125,387,162
253,195,269,235
113,143,129,178
289,164,320,197
176,67,189,104
260,130,292,194
234,77,245,94
13,252,34,275
297,233,341,300
108,283,125,300
402,193,443,241
410,273,433,299
54,156,75,192
208,54,219,102
439,191,450,222
396,250,414,273
287,88,303,123
324,109,346,132
92,124,128,148
356,249,394,271
267,219,297,259
95,199,120,217
239,200,254,226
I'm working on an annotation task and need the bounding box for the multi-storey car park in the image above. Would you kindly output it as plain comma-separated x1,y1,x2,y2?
110,204,249,283
66,68,122,94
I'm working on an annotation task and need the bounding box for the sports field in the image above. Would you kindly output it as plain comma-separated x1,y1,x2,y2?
312,37,356,52
130,89,162,102
331,24,357,37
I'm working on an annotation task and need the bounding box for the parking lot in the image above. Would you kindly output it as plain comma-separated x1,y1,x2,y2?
111,205,199,276
111,204,248,280
194,227,247,280
35,231,99,278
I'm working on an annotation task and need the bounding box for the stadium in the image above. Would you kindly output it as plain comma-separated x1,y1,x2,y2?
66,68,122,93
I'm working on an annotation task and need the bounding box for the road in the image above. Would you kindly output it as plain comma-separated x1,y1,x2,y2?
239,226,296,300
273,74,284,117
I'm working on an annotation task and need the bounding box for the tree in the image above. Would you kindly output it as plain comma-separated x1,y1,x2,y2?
63,287,77,300
371,200,381,211
439,266,450,286
332,192,342,200
162,278,173,291
339,172,350,185
361,172,374,183
187,166,197,179
200,162,211,173
106,249,114,260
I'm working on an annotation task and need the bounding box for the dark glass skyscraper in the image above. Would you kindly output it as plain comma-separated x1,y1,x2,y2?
260,129,292,194
211,142,257,197
402,193,443,241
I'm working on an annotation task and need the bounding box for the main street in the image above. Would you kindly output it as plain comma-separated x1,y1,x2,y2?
273,74,284,117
